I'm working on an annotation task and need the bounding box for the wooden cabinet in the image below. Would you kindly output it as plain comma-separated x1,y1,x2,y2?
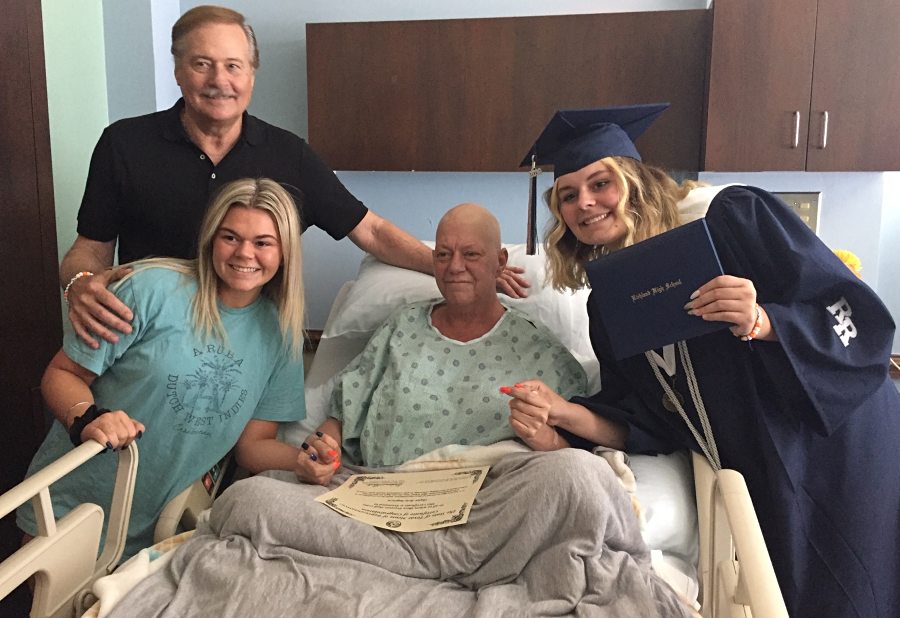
704,0,900,171
308,11,711,172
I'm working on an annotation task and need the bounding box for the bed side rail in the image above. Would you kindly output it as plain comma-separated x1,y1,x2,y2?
0,442,138,618
692,452,787,618
154,451,231,543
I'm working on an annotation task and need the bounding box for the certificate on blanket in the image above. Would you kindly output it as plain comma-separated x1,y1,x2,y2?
315,466,489,532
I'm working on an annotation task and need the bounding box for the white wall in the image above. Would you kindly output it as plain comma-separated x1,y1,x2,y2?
102,0,155,122
42,0,109,286
151,0,183,110
878,173,900,351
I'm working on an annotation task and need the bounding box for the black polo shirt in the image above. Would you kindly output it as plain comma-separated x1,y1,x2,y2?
77,99,368,263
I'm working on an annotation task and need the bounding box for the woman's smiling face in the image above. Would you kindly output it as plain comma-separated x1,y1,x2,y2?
556,159,628,247
212,206,282,308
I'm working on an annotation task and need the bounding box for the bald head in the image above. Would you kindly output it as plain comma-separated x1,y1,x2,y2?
436,203,502,250
432,203,507,310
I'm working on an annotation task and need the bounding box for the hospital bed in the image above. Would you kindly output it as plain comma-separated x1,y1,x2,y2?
0,245,787,617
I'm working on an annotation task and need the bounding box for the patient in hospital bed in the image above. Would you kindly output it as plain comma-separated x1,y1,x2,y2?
100,203,695,617
295,203,587,482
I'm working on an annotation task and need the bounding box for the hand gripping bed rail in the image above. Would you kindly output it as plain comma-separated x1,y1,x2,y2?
0,441,139,618
692,452,787,618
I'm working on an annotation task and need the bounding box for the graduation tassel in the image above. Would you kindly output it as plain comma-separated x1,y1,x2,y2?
526,155,542,255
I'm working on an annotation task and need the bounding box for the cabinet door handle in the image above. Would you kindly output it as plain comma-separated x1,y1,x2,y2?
791,111,801,148
819,111,829,149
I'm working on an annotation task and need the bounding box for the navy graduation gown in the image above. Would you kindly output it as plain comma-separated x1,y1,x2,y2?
573,186,900,618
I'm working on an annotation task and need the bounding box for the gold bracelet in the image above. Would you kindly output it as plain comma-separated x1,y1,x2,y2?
64,401,92,429
739,304,763,341
66,401,92,414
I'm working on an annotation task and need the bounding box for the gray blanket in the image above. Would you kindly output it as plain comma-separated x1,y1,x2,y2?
108,449,689,617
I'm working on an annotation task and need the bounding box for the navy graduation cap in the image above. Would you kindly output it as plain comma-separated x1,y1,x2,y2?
521,103,670,179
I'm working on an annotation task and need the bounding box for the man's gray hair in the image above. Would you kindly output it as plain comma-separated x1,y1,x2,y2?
171,5,259,69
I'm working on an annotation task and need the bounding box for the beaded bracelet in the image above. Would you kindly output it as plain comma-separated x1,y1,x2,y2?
63,271,94,304
739,304,763,341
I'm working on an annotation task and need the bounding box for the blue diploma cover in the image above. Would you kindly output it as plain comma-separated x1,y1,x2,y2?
585,218,728,360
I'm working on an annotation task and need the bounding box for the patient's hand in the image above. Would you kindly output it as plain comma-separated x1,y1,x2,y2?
496,265,530,299
502,380,570,425
501,383,568,451
294,431,342,485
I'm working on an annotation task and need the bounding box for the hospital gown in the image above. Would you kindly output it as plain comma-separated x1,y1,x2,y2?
573,185,900,618
332,300,587,467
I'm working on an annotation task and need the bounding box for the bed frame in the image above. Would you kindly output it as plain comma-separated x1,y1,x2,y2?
0,408,787,618
0,442,138,618
0,439,226,618
692,452,788,617
0,435,788,618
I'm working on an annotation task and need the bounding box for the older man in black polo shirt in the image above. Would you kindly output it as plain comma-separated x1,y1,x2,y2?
61,5,527,348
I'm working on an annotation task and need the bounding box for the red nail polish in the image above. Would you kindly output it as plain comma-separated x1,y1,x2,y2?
327,450,338,457
499,386,512,395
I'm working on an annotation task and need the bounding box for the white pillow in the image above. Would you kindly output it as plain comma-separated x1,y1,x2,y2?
631,451,699,564
322,244,597,381
322,244,441,338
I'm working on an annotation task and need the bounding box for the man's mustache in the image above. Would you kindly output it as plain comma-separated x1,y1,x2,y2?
200,88,237,98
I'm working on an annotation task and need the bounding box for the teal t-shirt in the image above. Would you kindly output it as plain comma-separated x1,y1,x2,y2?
17,268,305,560
332,301,587,467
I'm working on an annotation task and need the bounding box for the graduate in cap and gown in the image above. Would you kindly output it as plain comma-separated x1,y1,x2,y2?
502,103,900,618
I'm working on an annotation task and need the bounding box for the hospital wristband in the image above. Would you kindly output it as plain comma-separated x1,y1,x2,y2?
63,271,94,304
739,304,763,342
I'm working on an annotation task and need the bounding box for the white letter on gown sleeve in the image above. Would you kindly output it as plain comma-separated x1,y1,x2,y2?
826,297,858,347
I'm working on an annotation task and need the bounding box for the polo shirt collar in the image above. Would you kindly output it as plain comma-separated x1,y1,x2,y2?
160,98,263,146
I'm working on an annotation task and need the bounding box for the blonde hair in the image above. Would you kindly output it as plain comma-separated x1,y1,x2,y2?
171,5,260,69
116,178,305,359
544,157,699,291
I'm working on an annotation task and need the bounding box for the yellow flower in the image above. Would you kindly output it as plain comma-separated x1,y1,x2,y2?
833,249,862,278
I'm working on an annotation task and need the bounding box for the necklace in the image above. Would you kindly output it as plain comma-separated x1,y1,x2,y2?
645,341,721,471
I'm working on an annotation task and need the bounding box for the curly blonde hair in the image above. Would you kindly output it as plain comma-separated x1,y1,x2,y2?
544,157,698,291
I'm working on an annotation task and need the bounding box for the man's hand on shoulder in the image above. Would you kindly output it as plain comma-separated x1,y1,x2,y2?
496,264,530,299
66,266,134,349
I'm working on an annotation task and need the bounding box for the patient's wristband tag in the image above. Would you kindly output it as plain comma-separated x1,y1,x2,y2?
68,404,111,447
